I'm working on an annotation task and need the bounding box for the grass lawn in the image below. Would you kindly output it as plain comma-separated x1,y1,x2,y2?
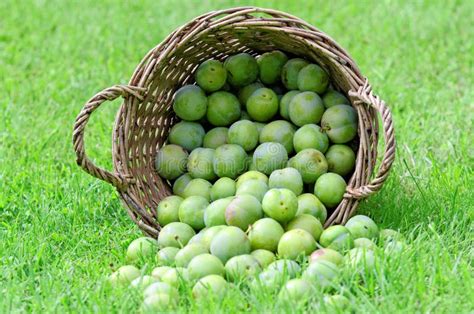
1,0,473,312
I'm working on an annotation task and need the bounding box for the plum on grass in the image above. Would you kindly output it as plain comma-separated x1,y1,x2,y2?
224,52,259,87
108,265,141,286
267,259,301,278
246,87,279,122
172,85,207,121
192,275,229,300
310,248,344,265
325,144,356,176
303,260,339,289
288,91,325,126
281,58,309,89
157,222,195,248
188,253,225,280
174,243,208,267
257,50,288,85
151,266,173,280
210,177,235,201
251,249,276,268
210,226,251,263
130,275,158,289
199,225,227,250
161,267,190,287
293,124,329,153
141,293,178,312
259,120,295,154
203,127,228,149
322,90,350,108
346,247,376,272
319,225,354,252
206,91,241,126
157,195,183,226
225,194,263,230
262,188,298,223
213,144,248,179
314,172,347,208
156,247,179,266
296,193,327,223
248,217,284,252
321,104,358,144
144,281,179,299
279,90,299,120
155,144,188,180
168,121,205,152
286,214,323,241
345,215,379,240
250,269,285,292
225,254,262,281
126,237,157,264
278,278,314,302
288,148,328,184
228,120,259,151
297,64,329,94
187,148,216,181
268,167,303,196
204,197,233,227
323,294,350,311
182,178,212,201
354,238,377,250
278,229,317,260
178,196,208,230
253,142,288,175
195,59,227,92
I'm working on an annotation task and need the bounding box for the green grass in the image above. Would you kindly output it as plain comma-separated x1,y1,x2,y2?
1,0,473,312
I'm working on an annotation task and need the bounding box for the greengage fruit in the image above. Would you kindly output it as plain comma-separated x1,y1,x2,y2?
213,144,248,179
288,91,324,126
235,170,268,189
141,294,178,312
281,58,309,90
238,82,264,107
187,148,216,181
379,228,405,244
293,124,329,153
168,121,205,152
235,179,268,202
246,88,279,122
262,188,298,223
345,215,379,240
210,177,236,201
248,218,284,252
319,225,354,252
279,90,299,120
314,172,346,208
173,85,207,121
251,249,276,268
325,144,356,176
288,148,328,184
172,173,192,197
126,237,157,264
225,254,262,281
195,59,227,92
108,265,141,286
267,259,301,278
251,269,285,292
278,229,317,260
192,275,228,300
182,178,212,200
157,222,195,248
257,50,288,85
253,142,288,175
323,294,350,311
224,53,259,87
321,104,358,144
322,90,350,108
297,64,329,94
309,248,344,266
155,144,188,180
204,197,233,227
286,214,323,241
346,248,376,272
268,167,303,196
303,260,339,288
206,91,241,126
144,282,179,300
200,225,227,250
156,247,179,266
210,226,251,263
278,279,313,301
160,267,190,287
225,194,263,230
130,275,158,289
178,196,208,230
174,243,208,267
296,193,327,223
259,120,295,154
354,238,377,250
203,127,228,149
157,195,183,226
188,253,225,280
228,120,259,151
151,266,173,280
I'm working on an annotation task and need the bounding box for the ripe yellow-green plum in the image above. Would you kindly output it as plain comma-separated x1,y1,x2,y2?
172,85,207,121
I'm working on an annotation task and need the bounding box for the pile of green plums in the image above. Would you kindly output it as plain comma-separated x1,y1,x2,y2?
108,214,406,311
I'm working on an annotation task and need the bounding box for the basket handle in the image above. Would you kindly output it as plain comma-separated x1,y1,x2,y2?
72,85,146,190
346,82,396,199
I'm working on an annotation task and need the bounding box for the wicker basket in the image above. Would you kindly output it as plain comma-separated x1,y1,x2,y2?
73,7,395,237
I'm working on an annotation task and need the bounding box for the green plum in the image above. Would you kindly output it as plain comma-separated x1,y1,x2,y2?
151,266,173,280
281,58,309,90
203,127,228,149
206,91,241,126
188,253,225,280
321,104,358,144
248,218,285,252
309,248,344,265
346,247,376,272
251,249,276,268
228,120,259,151
286,214,323,241
322,89,350,108
141,294,178,312
250,269,285,292
187,148,217,181
155,144,188,180
157,222,196,248
345,215,379,240
210,226,251,263
288,148,328,184
238,82,264,107
303,260,339,289
267,259,301,278
156,247,179,266
192,274,229,300
225,254,262,281
204,197,233,227
247,88,279,122
379,229,405,245
288,91,324,126
259,120,295,154
254,122,266,135
224,53,259,87
210,177,236,201
262,188,298,223
293,124,329,153
240,110,251,120
314,172,347,208
182,178,212,200
174,243,209,267
235,179,268,202
297,64,329,93
200,225,227,250
126,237,157,264
325,144,356,176
178,196,208,230
172,85,207,121
253,142,288,175
268,167,303,196
319,225,354,252
168,121,205,152
160,267,190,287
279,90,299,120
108,265,141,286
278,279,313,301
195,59,227,92
213,144,248,179
278,229,317,260
130,275,158,289
323,294,350,311
172,173,192,197
157,195,183,226
296,193,327,223
225,194,263,230
257,50,288,85
236,170,268,189
354,238,377,250
144,280,178,299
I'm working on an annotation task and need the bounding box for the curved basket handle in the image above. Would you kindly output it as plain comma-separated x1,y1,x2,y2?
72,85,146,190
346,82,396,199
